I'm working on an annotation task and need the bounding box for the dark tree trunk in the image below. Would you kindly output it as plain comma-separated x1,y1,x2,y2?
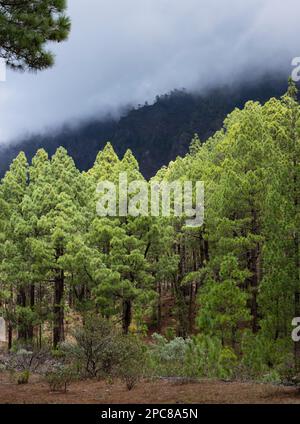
188,283,194,333
247,244,261,334
27,284,35,340
122,299,132,335
248,207,261,334
53,269,65,348
204,239,209,262
157,282,162,331
8,323,13,351
17,287,27,341
174,241,189,338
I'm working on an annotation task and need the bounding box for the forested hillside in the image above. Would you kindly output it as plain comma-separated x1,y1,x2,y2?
0,76,289,179
0,81,299,388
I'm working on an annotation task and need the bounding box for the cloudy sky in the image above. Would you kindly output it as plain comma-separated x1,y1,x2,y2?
0,0,299,144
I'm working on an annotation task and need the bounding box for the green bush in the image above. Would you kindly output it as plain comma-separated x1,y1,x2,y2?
218,347,238,380
61,316,122,378
45,365,75,393
165,327,176,341
261,370,282,384
117,336,147,390
241,331,291,379
149,333,238,380
61,315,147,387
149,334,192,377
185,335,237,380
277,355,300,387
17,370,30,385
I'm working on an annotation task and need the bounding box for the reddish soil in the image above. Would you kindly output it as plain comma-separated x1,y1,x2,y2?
0,373,300,404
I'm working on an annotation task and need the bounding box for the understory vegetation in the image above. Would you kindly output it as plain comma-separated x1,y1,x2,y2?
0,81,299,390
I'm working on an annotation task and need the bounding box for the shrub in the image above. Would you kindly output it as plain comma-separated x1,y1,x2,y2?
61,315,146,384
185,335,238,380
241,331,291,379
121,373,139,391
60,316,118,378
261,370,281,384
45,365,75,393
17,370,30,385
165,327,176,341
2,348,49,374
218,347,238,380
149,334,193,377
149,333,238,380
277,355,300,388
117,336,147,390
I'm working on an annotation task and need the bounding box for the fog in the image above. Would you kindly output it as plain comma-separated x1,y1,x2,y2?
0,0,298,144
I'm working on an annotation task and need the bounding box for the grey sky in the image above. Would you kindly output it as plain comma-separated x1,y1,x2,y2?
0,0,299,144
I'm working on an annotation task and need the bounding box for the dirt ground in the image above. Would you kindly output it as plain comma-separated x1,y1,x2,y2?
0,373,300,404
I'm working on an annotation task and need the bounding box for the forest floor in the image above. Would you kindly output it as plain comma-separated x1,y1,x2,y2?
0,373,300,404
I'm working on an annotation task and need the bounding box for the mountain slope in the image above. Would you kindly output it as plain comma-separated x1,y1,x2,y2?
0,76,290,179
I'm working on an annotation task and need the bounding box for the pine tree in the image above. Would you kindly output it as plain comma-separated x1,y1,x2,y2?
23,148,86,347
0,0,71,70
0,152,30,345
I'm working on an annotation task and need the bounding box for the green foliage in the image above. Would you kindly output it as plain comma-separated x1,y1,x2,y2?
197,277,250,348
17,370,30,385
241,331,292,378
0,0,71,71
149,334,192,377
184,335,237,380
117,336,147,390
61,315,147,387
45,365,75,393
149,333,238,380
61,316,120,378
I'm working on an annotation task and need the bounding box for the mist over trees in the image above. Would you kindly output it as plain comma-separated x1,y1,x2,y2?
0,77,290,180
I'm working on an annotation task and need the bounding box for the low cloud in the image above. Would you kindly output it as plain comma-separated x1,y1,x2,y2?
0,0,298,144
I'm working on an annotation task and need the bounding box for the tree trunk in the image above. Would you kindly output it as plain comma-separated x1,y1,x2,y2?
27,284,35,340
248,243,261,334
53,269,65,348
248,207,261,334
122,299,132,334
188,283,194,333
174,241,189,338
17,287,27,341
8,323,12,351
157,282,162,331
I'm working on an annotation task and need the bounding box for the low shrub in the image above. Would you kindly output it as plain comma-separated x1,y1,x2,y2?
17,370,30,385
45,365,75,393
61,315,147,389
261,370,282,384
149,333,238,380
117,336,147,390
1,348,50,375
149,333,192,377
241,331,291,379
61,316,124,379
